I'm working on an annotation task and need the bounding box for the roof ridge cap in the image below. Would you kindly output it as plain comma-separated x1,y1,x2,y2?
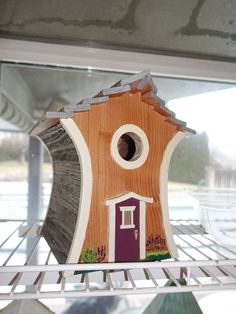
120,69,151,85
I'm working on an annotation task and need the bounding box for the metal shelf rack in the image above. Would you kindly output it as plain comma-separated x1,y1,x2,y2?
0,219,236,300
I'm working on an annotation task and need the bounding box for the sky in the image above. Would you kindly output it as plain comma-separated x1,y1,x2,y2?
168,87,236,160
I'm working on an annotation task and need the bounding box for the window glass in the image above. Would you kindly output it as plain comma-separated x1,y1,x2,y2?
0,62,235,222
0,62,236,313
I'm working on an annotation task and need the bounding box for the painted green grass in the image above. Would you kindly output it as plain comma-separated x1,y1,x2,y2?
146,250,171,261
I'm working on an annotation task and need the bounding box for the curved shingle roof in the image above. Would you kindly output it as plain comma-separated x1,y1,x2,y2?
43,70,195,135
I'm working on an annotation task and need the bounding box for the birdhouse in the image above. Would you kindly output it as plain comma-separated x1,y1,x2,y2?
30,70,195,269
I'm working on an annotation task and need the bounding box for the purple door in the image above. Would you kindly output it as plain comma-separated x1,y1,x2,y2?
115,197,140,262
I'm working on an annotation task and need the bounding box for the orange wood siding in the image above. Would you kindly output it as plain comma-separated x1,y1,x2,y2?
73,92,177,261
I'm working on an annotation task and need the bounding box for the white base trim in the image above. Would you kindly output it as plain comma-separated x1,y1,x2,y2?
159,131,185,258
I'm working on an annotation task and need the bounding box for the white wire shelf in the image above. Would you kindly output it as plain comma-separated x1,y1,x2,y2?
0,219,236,300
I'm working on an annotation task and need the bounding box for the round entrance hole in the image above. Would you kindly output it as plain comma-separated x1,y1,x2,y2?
117,132,143,161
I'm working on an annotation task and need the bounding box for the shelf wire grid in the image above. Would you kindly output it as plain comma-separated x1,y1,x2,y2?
0,219,236,300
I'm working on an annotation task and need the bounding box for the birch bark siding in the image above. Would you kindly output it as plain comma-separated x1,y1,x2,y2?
39,123,81,263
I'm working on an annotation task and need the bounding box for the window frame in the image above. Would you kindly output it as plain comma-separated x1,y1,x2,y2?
120,206,136,229
110,124,149,170
0,38,235,83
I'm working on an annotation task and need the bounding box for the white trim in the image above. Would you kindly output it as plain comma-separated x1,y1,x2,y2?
60,118,93,266
159,131,185,258
0,39,235,83
110,124,149,169
139,201,146,260
106,192,153,262
108,203,116,262
105,192,153,205
120,206,135,229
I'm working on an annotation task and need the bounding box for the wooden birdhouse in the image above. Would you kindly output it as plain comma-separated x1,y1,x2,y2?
30,70,195,270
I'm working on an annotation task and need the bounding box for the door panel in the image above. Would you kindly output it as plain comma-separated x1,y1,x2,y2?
115,197,140,262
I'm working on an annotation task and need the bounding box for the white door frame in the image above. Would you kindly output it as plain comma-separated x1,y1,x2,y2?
105,192,153,262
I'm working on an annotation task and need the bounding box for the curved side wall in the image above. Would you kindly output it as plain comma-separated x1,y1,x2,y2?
159,131,185,258
39,122,82,264
60,118,93,265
